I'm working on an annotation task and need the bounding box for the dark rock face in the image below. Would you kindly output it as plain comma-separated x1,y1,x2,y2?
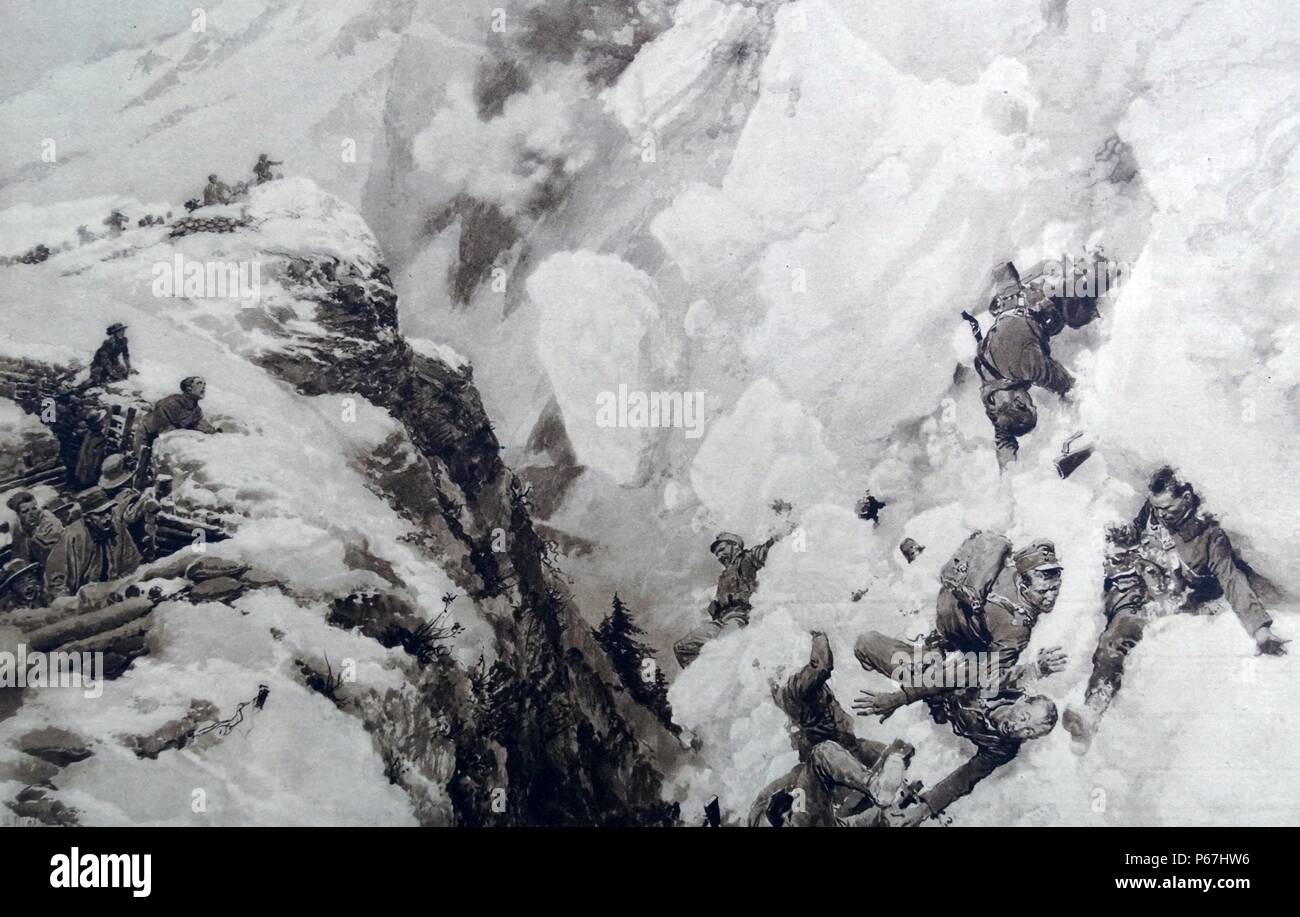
256,254,678,826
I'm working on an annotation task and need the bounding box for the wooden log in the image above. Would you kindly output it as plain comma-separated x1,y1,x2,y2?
61,617,153,658
24,597,155,653
0,463,65,491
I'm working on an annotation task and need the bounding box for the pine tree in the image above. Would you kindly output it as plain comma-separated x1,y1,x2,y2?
593,594,675,730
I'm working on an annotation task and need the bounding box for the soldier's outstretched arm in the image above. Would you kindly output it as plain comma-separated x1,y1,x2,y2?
784,632,834,701
907,748,1013,825
1020,346,1075,396
1208,528,1286,654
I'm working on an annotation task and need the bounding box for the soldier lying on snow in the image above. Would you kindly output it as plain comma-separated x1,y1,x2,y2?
966,261,1101,470
1064,466,1288,752
851,533,1068,824
748,632,917,827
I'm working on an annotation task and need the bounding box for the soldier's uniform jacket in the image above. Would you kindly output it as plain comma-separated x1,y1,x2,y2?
203,180,232,206
772,633,859,760
710,538,774,620
978,310,1074,396
88,338,131,384
937,563,1040,689
44,516,142,598
922,691,1022,816
1123,506,1271,635
254,159,281,182
11,509,65,569
141,393,212,439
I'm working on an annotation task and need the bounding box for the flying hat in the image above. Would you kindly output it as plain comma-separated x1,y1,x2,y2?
98,453,133,490
106,322,127,335
76,487,116,514
1013,540,1063,575
0,558,39,591
710,532,744,553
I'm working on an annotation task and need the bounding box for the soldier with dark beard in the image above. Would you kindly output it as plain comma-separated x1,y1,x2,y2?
44,488,144,598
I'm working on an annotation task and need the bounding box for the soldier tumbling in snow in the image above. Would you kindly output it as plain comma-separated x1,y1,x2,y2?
1063,466,1288,753
856,664,1058,826
850,534,1068,824
855,534,1069,716
673,514,795,669
748,632,916,827
965,262,1077,470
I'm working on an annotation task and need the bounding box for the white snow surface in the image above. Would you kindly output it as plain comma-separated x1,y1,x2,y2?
0,178,482,825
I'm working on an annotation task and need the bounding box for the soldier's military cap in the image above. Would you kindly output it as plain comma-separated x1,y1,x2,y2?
1013,540,1062,574
76,487,116,514
710,532,744,553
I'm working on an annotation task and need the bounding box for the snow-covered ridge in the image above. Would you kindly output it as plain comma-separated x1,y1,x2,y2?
1,174,681,825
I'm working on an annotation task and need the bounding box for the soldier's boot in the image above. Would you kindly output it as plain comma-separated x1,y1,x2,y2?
858,739,915,819
1063,684,1113,755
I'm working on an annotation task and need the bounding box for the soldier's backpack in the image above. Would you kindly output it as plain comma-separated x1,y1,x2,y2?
935,530,1013,651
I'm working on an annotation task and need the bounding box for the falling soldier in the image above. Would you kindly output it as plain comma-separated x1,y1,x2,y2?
749,630,916,827
849,533,1067,824
1063,466,1288,753
856,656,1059,826
964,262,1076,469
673,512,796,669
855,533,1069,717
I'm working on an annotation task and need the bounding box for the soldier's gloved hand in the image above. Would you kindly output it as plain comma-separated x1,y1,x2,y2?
1254,626,1289,656
1036,646,1068,676
852,689,906,719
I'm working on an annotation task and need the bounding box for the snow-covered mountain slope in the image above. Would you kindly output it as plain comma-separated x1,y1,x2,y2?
0,179,679,825
2,0,1297,826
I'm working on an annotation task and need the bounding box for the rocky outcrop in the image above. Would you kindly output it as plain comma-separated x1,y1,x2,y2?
248,250,679,825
